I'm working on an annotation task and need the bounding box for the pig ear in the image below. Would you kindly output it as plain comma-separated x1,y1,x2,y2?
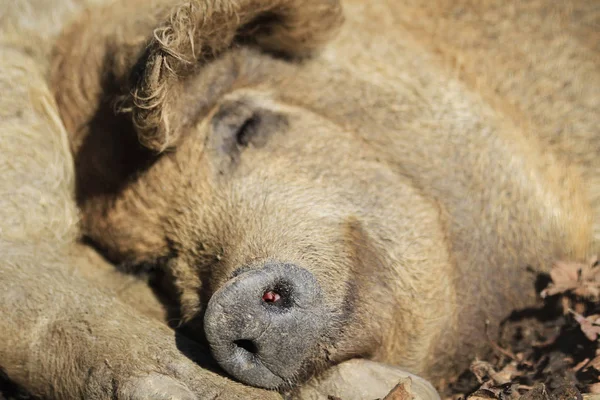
125,0,344,153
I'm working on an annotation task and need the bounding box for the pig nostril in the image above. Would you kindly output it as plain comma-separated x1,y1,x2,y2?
262,290,281,303
261,285,293,309
233,339,259,354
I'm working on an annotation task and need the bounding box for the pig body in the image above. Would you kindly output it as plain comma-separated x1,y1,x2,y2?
1,0,598,398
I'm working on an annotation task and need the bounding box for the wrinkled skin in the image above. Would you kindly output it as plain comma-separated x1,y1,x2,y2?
1,0,599,398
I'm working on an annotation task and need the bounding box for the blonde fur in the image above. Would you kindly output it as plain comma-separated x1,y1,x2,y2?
1,0,598,398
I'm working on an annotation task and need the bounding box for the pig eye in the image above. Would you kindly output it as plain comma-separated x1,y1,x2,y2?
210,101,288,163
235,115,260,147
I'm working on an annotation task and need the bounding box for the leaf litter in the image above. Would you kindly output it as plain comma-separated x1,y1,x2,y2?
441,258,600,400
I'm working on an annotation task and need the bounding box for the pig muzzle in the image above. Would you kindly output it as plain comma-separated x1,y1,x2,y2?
204,263,327,388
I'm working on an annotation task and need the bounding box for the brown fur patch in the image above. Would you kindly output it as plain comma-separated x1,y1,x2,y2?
3,0,596,397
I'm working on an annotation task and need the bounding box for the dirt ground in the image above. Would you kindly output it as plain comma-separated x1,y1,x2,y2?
439,258,600,400
2,259,599,400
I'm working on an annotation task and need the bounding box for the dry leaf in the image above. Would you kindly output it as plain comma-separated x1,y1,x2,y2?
589,383,600,395
467,389,498,400
541,258,600,300
571,311,600,341
471,361,497,384
588,350,600,372
573,358,590,372
383,377,414,400
495,362,519,384
470,360,517,386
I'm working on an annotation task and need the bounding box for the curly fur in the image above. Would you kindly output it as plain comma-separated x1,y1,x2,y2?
126,0,343,152
1,0,598,398
51,0,599,387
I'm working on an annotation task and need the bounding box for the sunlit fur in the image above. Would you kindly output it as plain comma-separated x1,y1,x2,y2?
1,0,598,398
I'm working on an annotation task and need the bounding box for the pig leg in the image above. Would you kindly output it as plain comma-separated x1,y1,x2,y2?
296,359,440,400
0,40,280,400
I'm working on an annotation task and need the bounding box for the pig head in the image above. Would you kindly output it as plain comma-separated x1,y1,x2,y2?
51,0,595,391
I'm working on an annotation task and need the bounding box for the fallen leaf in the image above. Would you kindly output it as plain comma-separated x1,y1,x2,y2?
471,361,497,384
467,389,497,400
470,360,517,386
573,358,590,372
587,350,600,372
541,258,600,300
582,394,600,400
384,377,414,400
571,311,600,341
589,383,600,394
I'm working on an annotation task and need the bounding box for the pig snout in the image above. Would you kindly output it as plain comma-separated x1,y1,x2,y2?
203,263,327,388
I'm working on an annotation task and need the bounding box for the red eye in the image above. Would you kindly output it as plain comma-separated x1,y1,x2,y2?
262,291,281,303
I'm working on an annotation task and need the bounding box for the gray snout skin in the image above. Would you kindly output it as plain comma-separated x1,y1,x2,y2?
204,263,327,389
204,264,326,389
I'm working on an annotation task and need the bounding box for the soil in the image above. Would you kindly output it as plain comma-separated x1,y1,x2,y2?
439,258,600,400
0,371,31,400
441,296,599,400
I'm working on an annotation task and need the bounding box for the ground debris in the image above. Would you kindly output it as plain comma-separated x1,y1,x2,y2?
572,312,600,342
382,378,415,400
541,258,600,301
443,259,600,400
